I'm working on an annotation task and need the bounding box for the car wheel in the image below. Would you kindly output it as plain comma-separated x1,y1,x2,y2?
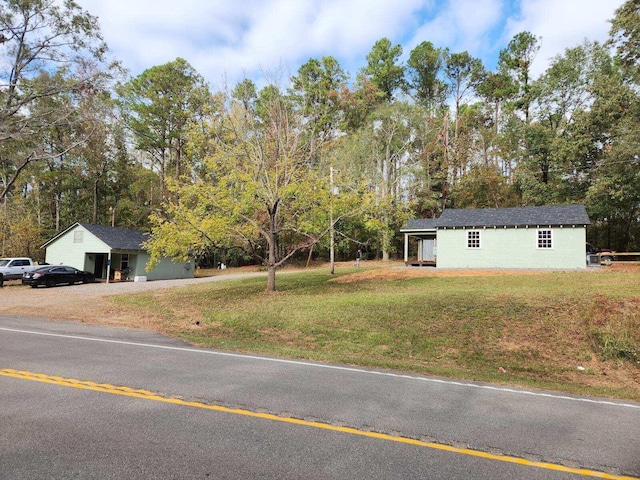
0,274,3,288
601,255,613,266
45,278,55,288
30,284,37,288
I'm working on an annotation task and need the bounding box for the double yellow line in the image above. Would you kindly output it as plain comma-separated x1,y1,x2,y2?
1,368,636,480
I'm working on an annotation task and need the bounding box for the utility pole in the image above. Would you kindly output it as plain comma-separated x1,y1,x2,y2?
330,166,335,275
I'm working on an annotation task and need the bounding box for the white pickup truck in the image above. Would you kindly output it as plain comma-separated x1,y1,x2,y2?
0,257,41,285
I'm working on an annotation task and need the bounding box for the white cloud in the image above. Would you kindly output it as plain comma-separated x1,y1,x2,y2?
504,0,623,78
449,0,505,44
75,0,625,87
405,0,505,61
80,0,431,86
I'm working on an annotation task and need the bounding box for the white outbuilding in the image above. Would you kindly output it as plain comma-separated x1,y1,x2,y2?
42,222,194,282
401,205,590,269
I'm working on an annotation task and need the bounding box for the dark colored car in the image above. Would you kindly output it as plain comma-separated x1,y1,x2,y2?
22,265,95,288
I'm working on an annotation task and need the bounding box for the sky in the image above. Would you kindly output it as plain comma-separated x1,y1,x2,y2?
75,0,625,89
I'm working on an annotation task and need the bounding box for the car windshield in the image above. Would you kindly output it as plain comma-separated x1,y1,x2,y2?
0,259,10,267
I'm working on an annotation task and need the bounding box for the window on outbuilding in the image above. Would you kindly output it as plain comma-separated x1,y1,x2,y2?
467,230,481,249
537,229,553,249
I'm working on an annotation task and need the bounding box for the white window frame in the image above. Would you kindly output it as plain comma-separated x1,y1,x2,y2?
537,229,553,249
467,230,481,249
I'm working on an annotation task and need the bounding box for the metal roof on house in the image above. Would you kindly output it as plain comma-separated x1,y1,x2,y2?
401,205,590,231
79,223,148,250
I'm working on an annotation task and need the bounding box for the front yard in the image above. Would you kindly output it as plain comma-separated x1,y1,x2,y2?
100,262,640,401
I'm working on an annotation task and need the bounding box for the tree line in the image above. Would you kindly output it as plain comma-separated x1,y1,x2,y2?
1,0,639,290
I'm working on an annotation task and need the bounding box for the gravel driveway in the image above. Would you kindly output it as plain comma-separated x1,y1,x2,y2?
0,272,267,322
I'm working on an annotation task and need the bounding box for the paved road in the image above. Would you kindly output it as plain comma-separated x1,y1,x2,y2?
1,315,638,479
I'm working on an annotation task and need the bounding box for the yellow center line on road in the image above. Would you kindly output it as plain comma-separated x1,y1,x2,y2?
1,368,637,480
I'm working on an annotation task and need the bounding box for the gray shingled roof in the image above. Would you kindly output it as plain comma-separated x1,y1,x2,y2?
79,223,149,250
402,205,590,230
402,218,439,231
437,205,589,227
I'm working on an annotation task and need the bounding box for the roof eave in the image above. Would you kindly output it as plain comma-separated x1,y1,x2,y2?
400,228,437,233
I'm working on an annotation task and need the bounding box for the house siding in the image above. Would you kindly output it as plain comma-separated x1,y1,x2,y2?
136,254,194,280
436,227,587,269
45,224,111,268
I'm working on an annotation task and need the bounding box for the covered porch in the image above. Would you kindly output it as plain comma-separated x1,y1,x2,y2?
400,219,438,267
85,251,139,281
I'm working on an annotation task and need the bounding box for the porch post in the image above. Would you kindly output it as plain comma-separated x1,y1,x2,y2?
106,251,112,284
404,233,409,264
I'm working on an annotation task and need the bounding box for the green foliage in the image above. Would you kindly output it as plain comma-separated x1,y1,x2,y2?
339,76,385,132
451,164,519,208
231,79,257,111
290,56,346,133
145,83,338,290
0,0,111,200
477,71,517,106
362,38,405,101
405,41,448,108
608,0,640,77
0,196,46,259
117,58,211,200
498,31,540,120
445,51,485,107
332,101,417,258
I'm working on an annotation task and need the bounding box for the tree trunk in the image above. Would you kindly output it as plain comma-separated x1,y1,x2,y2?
267,262,276,292
267,234,276,291
266,200,280,292
382,228,390,261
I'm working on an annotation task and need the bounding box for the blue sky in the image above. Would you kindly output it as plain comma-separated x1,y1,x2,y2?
76,0,625,88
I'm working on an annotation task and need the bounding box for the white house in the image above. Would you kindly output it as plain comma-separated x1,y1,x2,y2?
400,205,590,269
41,223,194,281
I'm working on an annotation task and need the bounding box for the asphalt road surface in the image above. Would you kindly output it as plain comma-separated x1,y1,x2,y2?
1,315,639,479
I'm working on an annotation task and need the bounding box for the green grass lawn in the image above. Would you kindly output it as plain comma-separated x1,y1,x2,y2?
109,266,640,401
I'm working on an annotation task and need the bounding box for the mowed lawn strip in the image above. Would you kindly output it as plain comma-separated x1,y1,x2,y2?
108,267,640,401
